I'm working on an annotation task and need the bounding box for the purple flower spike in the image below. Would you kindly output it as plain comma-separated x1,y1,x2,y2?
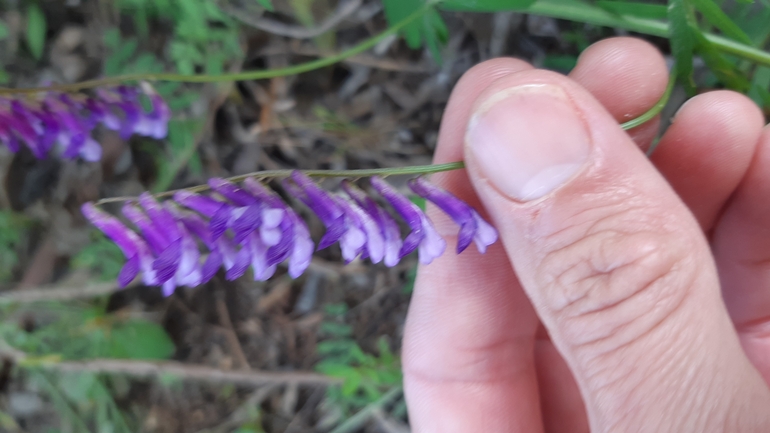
408,177,498,254
81,203,157,287
0,84,170,161
342,180,402,267
370,176,446,265
284,171,347,251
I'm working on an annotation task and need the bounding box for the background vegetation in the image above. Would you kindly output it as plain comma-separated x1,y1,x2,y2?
0,0,768,431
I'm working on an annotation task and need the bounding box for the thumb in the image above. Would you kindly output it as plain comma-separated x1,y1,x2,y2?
463,70,770,432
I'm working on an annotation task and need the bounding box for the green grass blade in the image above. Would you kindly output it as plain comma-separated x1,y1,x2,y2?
596,1,668,20
668,0,697,94
442,0,538,11
691,0,753,45
696,33,751,91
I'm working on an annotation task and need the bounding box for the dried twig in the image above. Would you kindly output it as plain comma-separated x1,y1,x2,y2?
9,357,340,387
221,0,363,39
0,281,121,304
215,292,252,370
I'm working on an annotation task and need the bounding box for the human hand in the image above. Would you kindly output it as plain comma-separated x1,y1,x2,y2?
402,37,770,432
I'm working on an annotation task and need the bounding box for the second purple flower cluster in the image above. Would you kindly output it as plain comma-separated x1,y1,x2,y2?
82,172,498,296
0,83,170,161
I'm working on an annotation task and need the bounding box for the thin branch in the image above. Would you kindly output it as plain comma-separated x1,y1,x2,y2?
0,281,122,304
13,358,341,387
222,0,364,39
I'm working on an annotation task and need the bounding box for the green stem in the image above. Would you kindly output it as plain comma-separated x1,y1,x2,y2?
620,64,677,130
517,0,770,67
94,162,466,205
93,65,675,207
0,3,432,95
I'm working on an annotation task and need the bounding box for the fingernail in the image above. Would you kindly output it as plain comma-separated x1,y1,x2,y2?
465,84,591,201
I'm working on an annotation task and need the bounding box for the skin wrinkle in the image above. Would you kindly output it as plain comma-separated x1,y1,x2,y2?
579,300,710,432
529,197,697,328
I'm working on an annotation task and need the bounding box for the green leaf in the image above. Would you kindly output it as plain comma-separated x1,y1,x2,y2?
382,0,424,48
320,322,353,337
254,0,275,11
595,1,668,20
695,33,751,91
103,27,121,50
668,0,697,94
691,0,753,45
0,20,9,40
542,54,578,72
104,37,138,76
59,372,99,404
726,3,770,45
749,66,770,109
107,320,175,360
341,370,362,397
25,3,46,60
72,231,124,281
441,0,538,11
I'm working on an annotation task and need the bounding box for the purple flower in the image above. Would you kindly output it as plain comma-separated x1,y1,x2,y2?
80,203,158,288
83,171,499,291
0,84,170,161
242,178,313,278
408,177,498,254
370,176,446,265
283,171,348,251
341,180,400,265
122,193,202,296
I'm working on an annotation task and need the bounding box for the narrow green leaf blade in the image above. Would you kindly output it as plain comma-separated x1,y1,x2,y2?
382,0,425,48
748,65,770,110
25,3,46,60
595,1,668,20
695,33,751,91
442,0,538,11
107,320,175,360
254,0,275,11
691,0,753,45
0,20,9,40
668,0,697,94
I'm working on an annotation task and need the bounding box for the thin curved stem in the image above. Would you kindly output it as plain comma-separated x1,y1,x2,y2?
0,3,431,95
94,162,466,205
620,65,677,130
93,69,675,207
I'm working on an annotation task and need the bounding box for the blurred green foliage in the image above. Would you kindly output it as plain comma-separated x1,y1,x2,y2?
0,301,175,431
315,304,403,418
1,302,174,361
71,232,125,282
24,1,45,61
115,0,243,75
0,211,29,282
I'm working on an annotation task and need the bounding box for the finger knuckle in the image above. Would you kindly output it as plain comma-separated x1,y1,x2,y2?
533,194,700,352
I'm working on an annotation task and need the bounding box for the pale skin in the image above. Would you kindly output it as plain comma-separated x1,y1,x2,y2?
402,37,770,432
